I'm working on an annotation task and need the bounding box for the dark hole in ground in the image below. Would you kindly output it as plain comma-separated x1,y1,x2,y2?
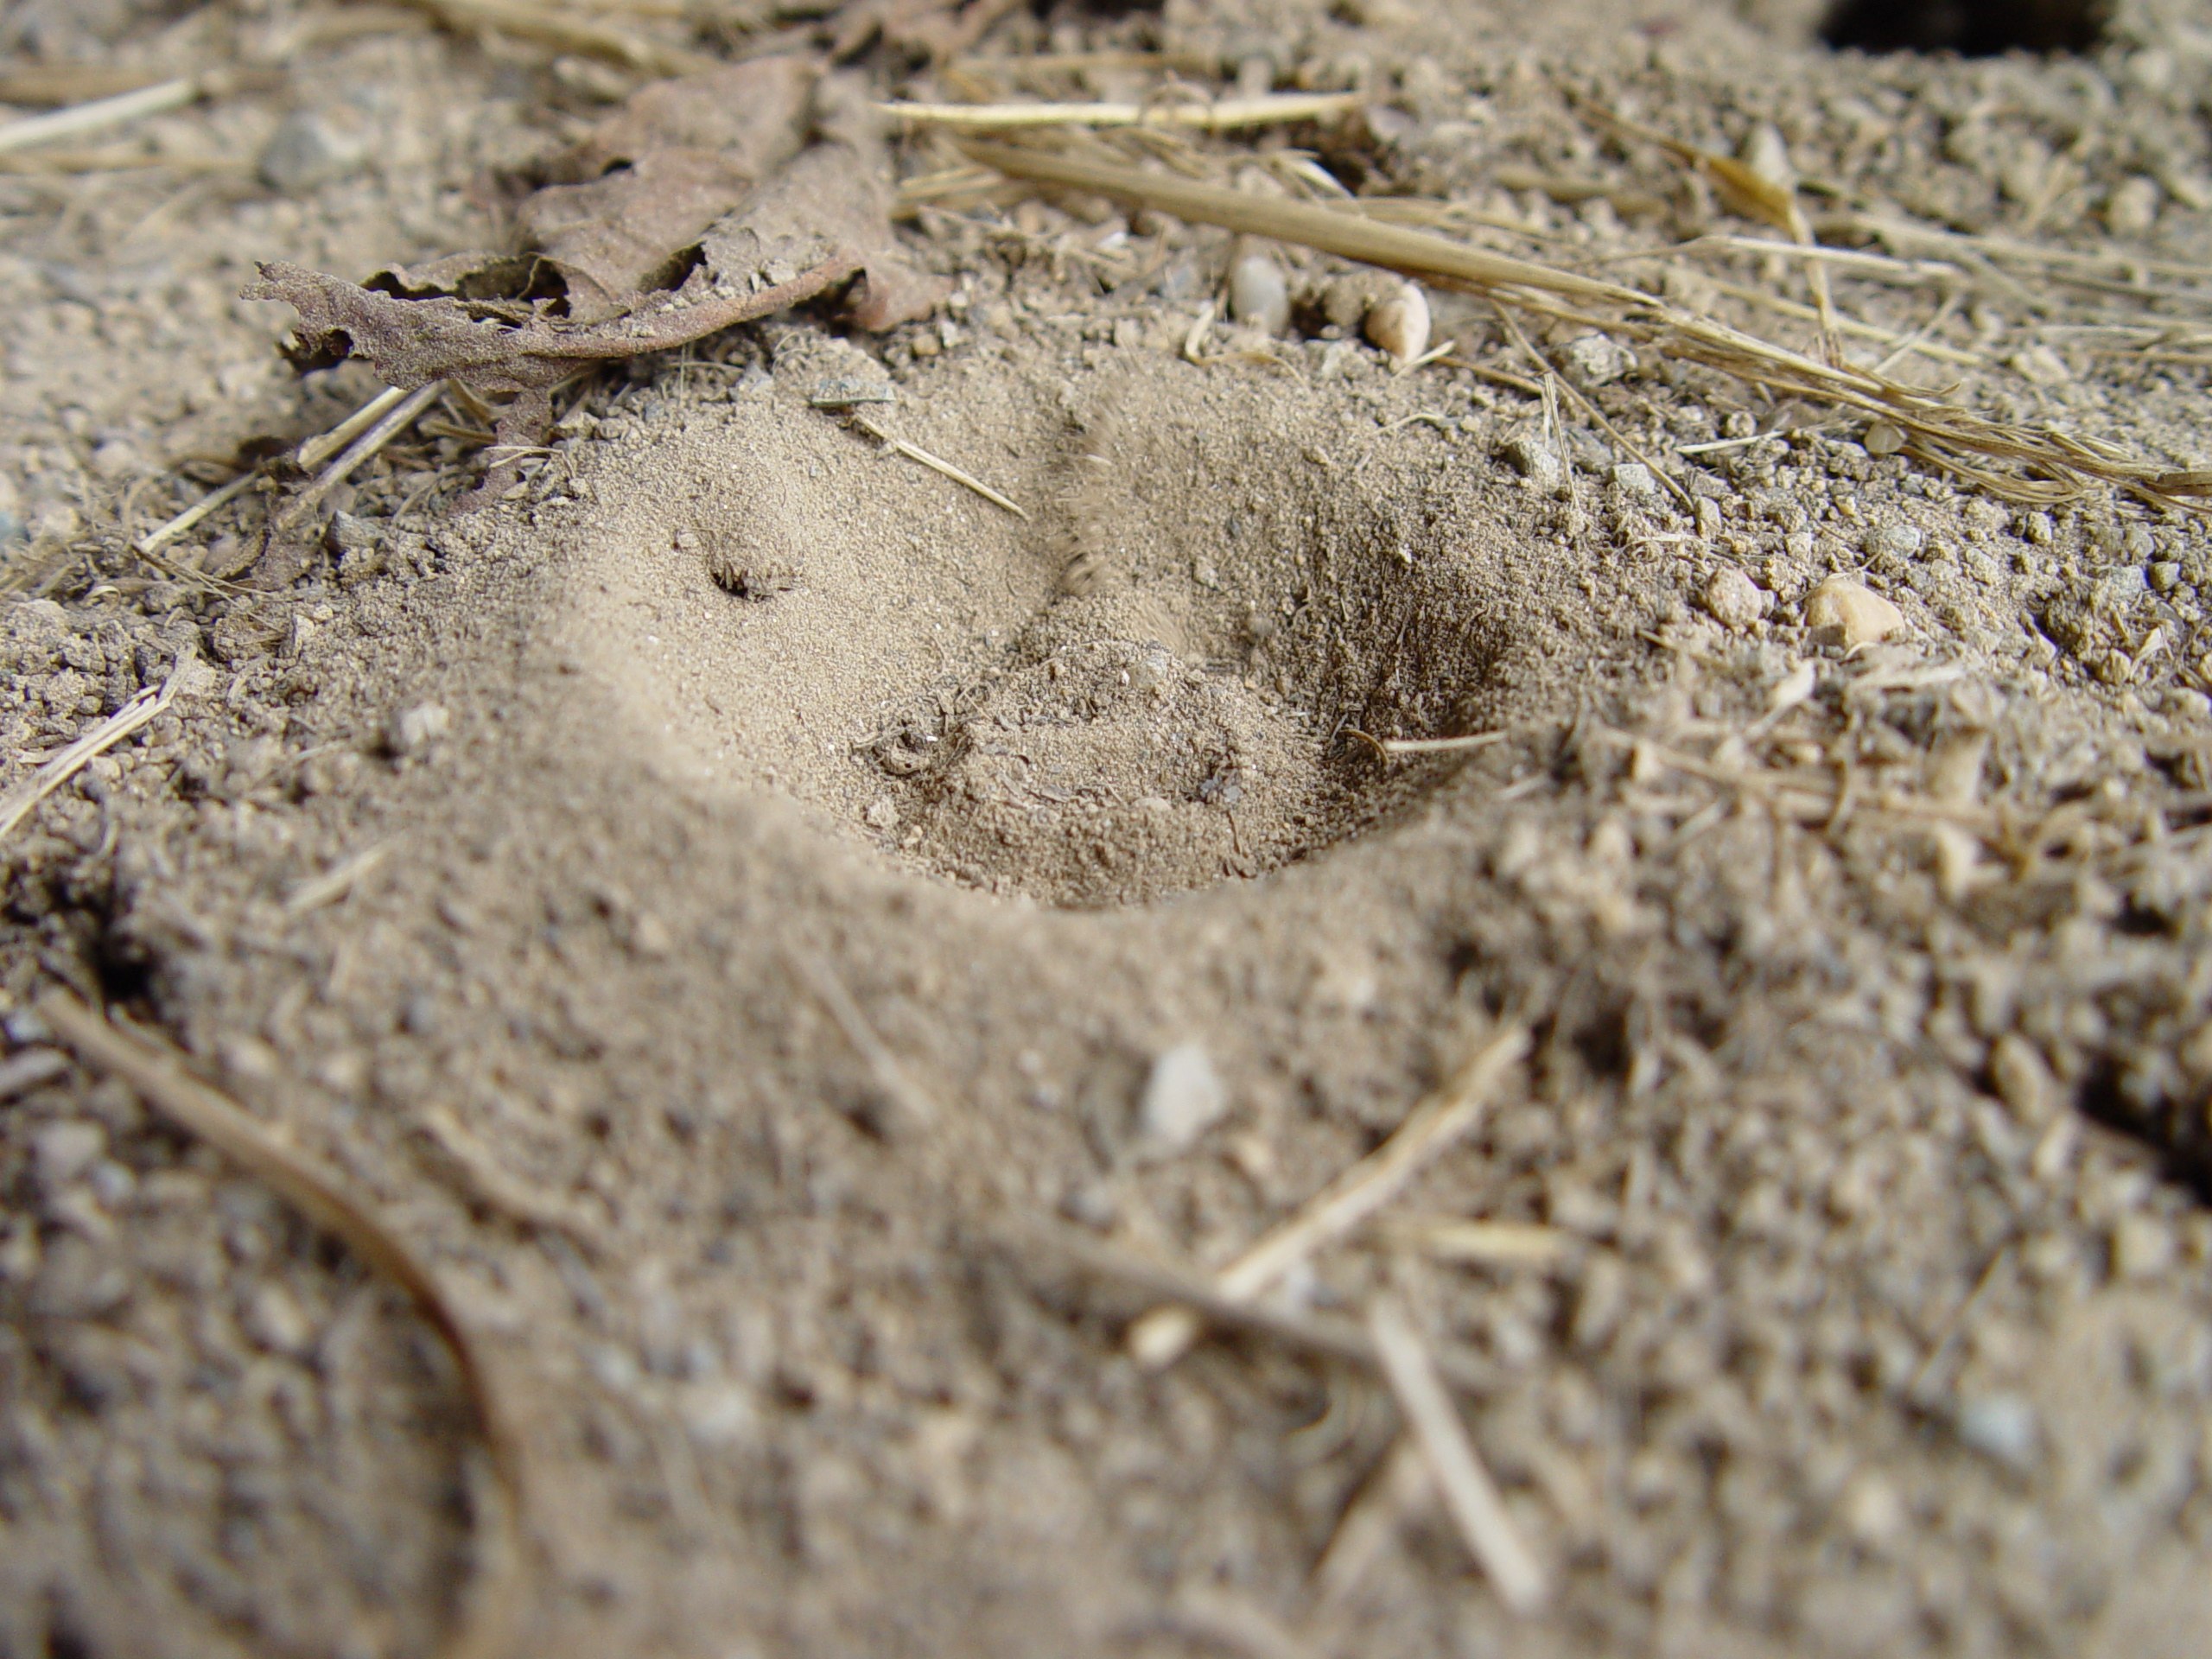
1821,0,2108,54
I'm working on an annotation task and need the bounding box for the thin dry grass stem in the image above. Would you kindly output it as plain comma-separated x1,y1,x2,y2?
947,48,1223,84
33,988,527,1659
1003,1212,1495,1393
879,91,1362,132
1691,275,1984,370
0,76,202,154
0,65,168,105
1381,730,1508,756
1655,233,1965,289
283,380,448,530
846,414,1028,518
0,146,250,177
1906,1241,2015,1406
420,1103,604,1248
1821,210,2212,292
297,385,411,472
0,652,194,843
1490,164,1670,218
399,0,715,73
1380,1215,1573,1265
1351,196,1566,246
1126,1025,1529,1370
790,947,941,1132
1445,356,1543,396
1570,94,1842,362
1604,728,2007,842
1493,303,1693,511
1313,1434,1430,1604
959,141,2204,512
1367,1298,1548,1614
134,472,257,558
283,842,392,914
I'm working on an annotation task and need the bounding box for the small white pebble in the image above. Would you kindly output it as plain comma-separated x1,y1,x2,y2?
32,1121,105,1188
1701,566,1765,632
1227,252,1290,336
1864,421,1907,457
386,702,451,755
1953,1395,2037,1471
1363,281,1431,362
2112,1212,2177,1280
1137,1041,1227,1155
1803,576,1904,649
244,1282,317,1357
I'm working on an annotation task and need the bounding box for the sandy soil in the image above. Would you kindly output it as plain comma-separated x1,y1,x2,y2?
4,1,2212,1656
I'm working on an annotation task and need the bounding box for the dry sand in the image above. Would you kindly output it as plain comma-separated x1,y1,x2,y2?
3,1,2212,1656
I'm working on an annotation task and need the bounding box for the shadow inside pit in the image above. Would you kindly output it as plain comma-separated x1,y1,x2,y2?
1821,0,2109,54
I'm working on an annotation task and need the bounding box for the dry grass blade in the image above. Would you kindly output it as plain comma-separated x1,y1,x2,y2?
1126,1025,1529,1370
1002,1212,1496,1394
848,414,1028,518
0,76,201,154
398,0,715,74
959,141,2202,512
1380,1216,1574,1265
297,385,412,473
1381,731,1509,756
134,473,257,558
1367,1298,1548,1613
791,946,940,1133
0,652,194,843
1573,95,1841,361
0,65,168,105
280,380,448,532
34,988,526,1659
1313,1434,1430,1603
959,138,1638,306
879,91,1362,132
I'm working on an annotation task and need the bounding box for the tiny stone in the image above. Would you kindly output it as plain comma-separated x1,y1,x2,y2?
2098,566,2148,604
1865,521,1924,562
864,798,898,830
244,1281,316,1356
1804,575,1904,649
2149,561,2181,593
2111,1213,2176,1280
1559,331,1632,389
1363,281,1430,361
386,702,451,755
1611,461,1658,499
1694,497,1723,542
89,438,144,480
1701,566,1764,632
2022,512,2056,545
32,1120,105,1187
257,109,370,194
1953,1395,2038,1471
2107,175,2160,237
1863,421,1906,456
1227,252,1289,336
1499,434,1563,493
1137,1041,1227,1155
1988,1033,2060,1124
